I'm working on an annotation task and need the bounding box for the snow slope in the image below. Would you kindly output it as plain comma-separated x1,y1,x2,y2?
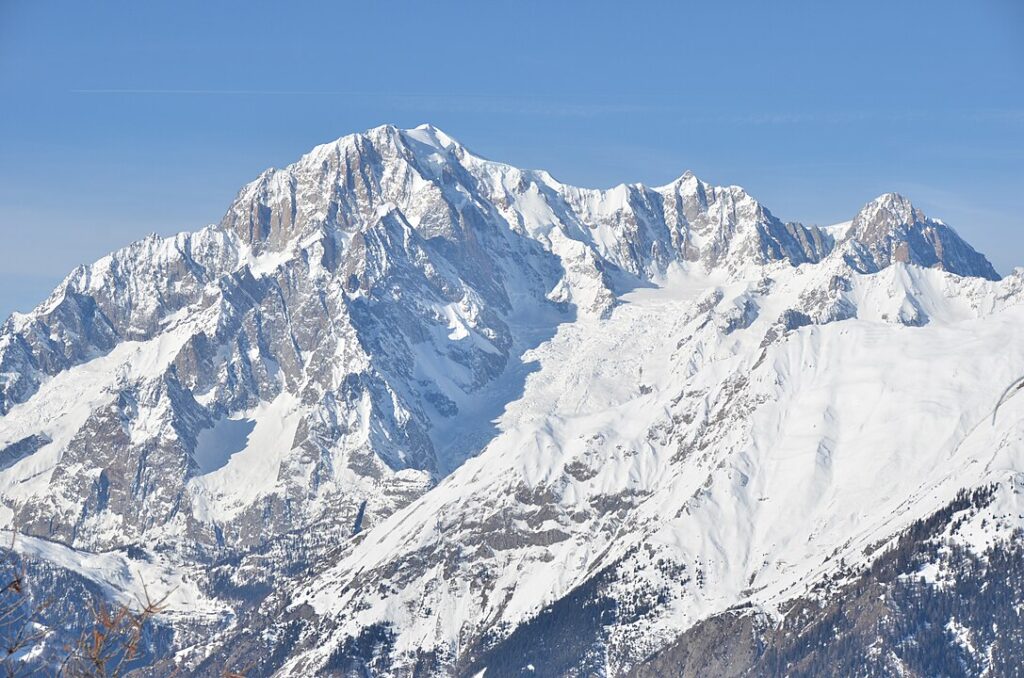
281,262,1024,674
0,123,1018,675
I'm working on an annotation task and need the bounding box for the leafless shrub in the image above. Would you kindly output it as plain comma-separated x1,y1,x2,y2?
59,580,170,678
0,557,52,676
0,533,245,677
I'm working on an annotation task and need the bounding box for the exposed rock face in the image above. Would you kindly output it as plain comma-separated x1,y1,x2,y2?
0,124,1019,677
841,192,999,279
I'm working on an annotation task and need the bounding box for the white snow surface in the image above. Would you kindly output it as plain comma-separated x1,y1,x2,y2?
286,262,1024,673
188,393,303,523
6,531,224,618
0,123,1021,674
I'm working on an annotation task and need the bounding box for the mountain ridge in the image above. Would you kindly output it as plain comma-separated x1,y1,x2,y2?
0,124,1020,676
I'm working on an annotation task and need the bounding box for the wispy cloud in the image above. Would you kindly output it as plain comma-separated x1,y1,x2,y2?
73,88,348,95
69,89,1024,125
720,109,1024,126
70,89,659,117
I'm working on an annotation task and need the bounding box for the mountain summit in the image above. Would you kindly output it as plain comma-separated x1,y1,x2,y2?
842,192,999,279
0,125,1021,676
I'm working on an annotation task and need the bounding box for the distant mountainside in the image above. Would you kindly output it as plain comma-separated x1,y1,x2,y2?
1,124,1021,677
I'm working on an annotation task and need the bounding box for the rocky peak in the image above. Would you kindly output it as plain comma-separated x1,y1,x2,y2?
656,172,832,271
853,192,926,237
842,193,999,280
1,123,1021,677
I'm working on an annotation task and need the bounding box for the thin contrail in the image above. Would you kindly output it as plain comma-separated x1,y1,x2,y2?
68,89,660,116
71,89,461,96
67,91,1024,125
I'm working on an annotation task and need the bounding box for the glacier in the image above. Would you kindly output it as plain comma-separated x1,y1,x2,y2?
0,123,1021,676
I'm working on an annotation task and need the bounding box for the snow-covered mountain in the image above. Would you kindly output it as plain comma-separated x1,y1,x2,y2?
1,124,1021,676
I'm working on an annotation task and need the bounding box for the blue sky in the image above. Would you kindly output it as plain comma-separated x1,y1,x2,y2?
1,0,1022,319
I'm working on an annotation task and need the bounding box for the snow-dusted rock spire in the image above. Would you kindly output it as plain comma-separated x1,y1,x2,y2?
841,192,999,279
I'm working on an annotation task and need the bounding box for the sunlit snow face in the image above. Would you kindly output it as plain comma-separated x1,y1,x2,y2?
0,123,1019,677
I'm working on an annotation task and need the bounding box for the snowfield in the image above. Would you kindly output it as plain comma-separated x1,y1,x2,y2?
0,123,1020,675
283,262,1024,673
